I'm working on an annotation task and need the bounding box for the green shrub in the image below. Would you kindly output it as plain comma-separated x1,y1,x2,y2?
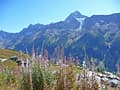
32,65,44,90
21,71,31,90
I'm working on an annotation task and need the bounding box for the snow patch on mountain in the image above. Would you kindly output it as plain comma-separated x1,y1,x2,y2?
75,17,86,30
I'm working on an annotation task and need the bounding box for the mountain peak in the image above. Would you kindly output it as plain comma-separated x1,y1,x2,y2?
68,11,87,18
65,11,87,23
70,11,82,18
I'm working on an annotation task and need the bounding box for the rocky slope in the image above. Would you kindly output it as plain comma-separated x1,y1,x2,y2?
0,11,120,72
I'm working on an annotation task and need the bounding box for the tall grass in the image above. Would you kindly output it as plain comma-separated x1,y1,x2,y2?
0,48,119,90
21,70,31,90
32,65,44,90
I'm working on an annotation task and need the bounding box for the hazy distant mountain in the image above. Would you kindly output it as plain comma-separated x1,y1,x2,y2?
0,11,120,72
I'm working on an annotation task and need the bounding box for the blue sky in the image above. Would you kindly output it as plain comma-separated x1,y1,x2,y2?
0,0,120,33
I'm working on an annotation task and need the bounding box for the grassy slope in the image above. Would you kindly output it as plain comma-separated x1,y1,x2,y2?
0,49,28,59
0,49,29,70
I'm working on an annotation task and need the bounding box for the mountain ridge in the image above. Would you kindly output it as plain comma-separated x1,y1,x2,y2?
0,11,120,72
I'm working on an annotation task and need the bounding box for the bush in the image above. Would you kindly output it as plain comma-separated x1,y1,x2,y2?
32,65,44,90
21,71,31,90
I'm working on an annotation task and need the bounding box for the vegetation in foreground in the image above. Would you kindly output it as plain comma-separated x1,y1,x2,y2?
0,49,119,90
